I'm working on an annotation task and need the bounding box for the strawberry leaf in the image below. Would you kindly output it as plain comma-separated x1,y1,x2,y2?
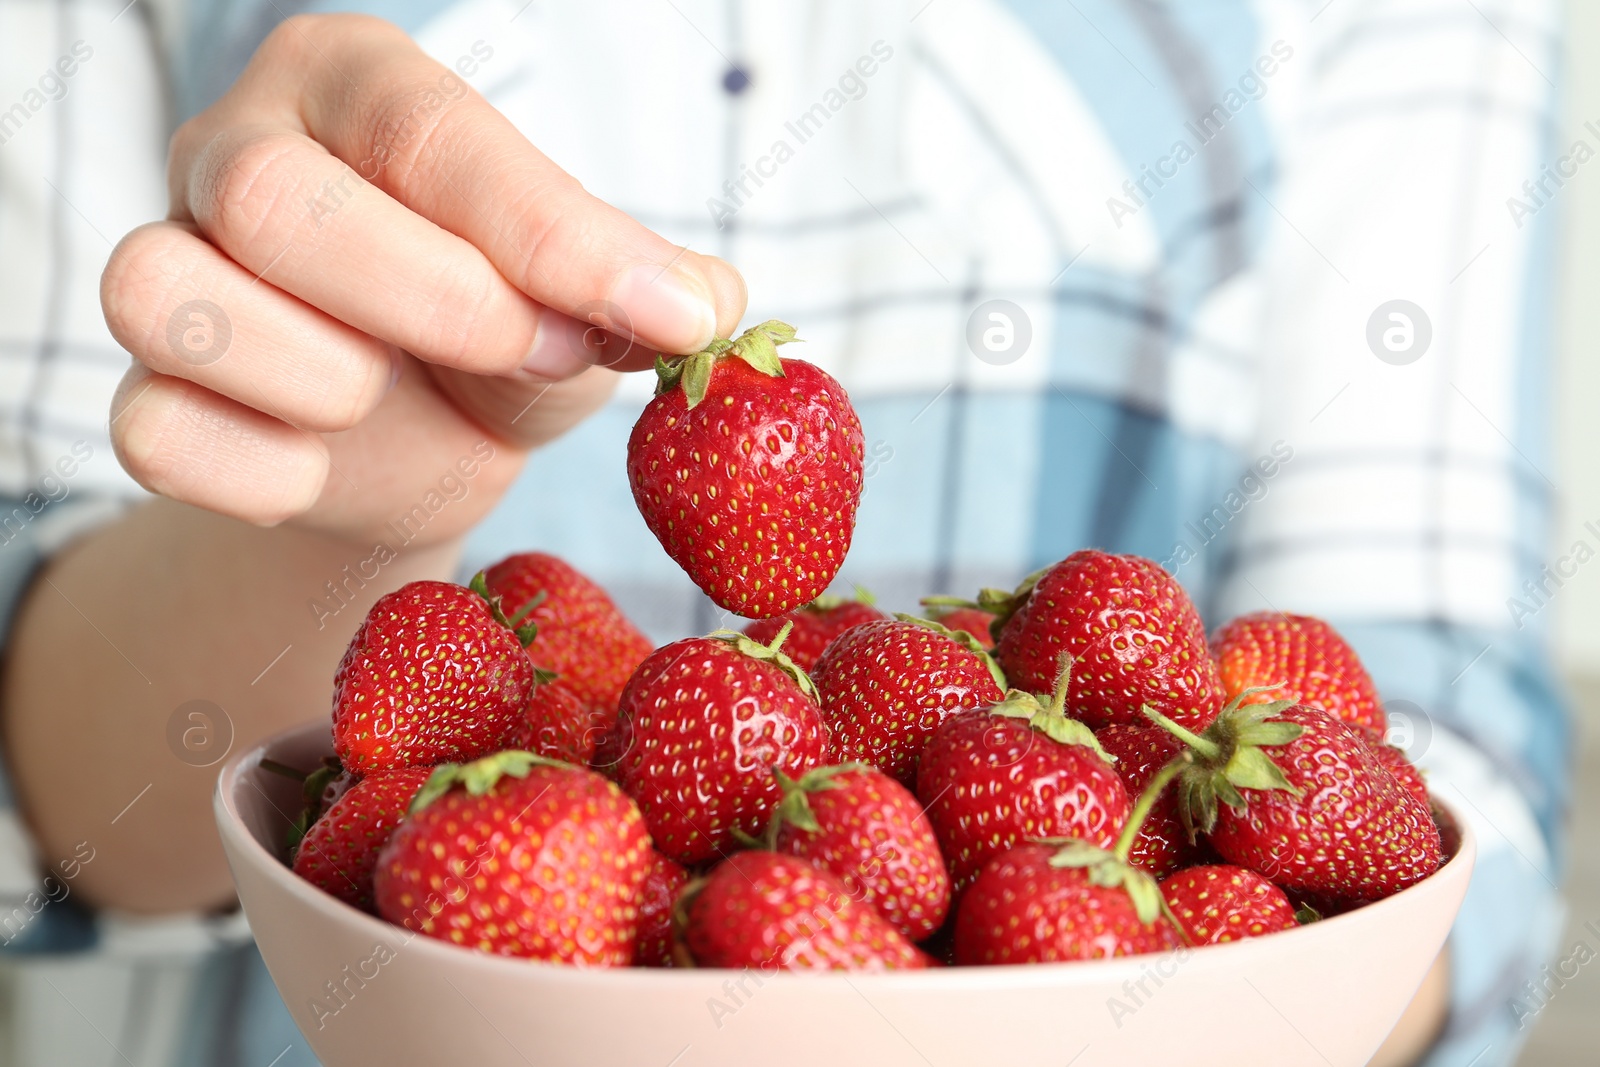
1223,745,1302,796
707,626,818,701
409,750,574,813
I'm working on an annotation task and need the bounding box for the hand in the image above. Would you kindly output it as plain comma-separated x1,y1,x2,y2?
100,14,746,548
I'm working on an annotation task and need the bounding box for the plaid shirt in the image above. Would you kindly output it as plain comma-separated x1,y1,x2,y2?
0,0,1568,1064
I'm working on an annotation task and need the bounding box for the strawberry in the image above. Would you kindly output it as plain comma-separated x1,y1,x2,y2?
332,576,536,775
374,751,650,964
292,766,431,912
915,658,1131,893
626,320,865,618
612,627,828,865
1095,723,1198,877
523,673,610,764
766,764,950,941
980,551,1225,732
680,851,931,970
1159,864,1298,944
920,603,997,649
812,616,1006,786
1369,740,1429,809
1211,612,1386,733
954,842,1183,964
1148,698,1442,901
634,849,689,968
482,552,653,716
741,590,885,672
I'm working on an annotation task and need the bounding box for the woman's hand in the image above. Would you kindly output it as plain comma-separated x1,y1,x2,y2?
101,14,745,547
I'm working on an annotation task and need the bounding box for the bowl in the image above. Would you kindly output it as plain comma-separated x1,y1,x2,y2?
216,720,1475,1067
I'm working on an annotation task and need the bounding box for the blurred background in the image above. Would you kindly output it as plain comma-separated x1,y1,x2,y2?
1522,5,1600,1062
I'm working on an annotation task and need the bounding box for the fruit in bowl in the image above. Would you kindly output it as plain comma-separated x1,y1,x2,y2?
216,548,1474,1067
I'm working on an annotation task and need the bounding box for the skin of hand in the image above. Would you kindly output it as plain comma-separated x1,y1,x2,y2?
0,14,744,913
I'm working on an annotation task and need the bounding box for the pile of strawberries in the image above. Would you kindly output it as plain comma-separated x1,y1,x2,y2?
281,321,1449,971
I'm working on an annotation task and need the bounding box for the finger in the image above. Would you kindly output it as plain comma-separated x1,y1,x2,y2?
110,365,329,526
426,364,622,450
177,15,745,355
103,221,398,433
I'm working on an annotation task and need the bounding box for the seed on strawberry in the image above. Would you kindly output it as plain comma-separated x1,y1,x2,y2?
1147,698,1443,901
918,597,998,649
742,589,885,672
332,576,536,775
1095,723,1198,877
523,672,611,765
1368,739,1429,809
916,657,1130,893
612,626,828,865
766,764,950,941
374,751,650,964
634,849,689,968
812,616,1006,787
1159,864,1298,944
292,766,432,913
626,321,865,618
482,551,653,717
1212,612,1386,734
680,851,932,970
980,551,1225,732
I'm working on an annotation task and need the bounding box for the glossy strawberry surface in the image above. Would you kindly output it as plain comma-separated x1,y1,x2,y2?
916,709,1130,893
613,637,828,865
523,676,609,764
374,761,650,964
742,598,885,672
483,552,652,716
813,619,1005,786
1212,612,1386,733
1208,705,1442,900
634,849,689,968
684,851,931,971
772,766,950,941
627,356,864,618
1095,723,1197,877
332,581,533,774
954,844,1183,964
927,606,997,649
1159,864,1298,944
292,767,431,913
993,551,1225,731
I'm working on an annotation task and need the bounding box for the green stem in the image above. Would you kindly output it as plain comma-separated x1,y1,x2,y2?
1113,754,1192,862
1140,705,1222,761
1045,652,1074,719
766,620,794,655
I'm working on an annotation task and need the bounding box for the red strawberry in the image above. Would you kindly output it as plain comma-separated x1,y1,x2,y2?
980,551,1225,731
918,597,998,649
634,849,689,968
767,764,950,941
332,577,536,775
612,628,828,865
292,767,431,912
1095,723,1198,877
1212,612,1386,733
1159,864,1298,944
1369,740,1429,809
681,851,931,970
523,674,610,764
812,617,1006,786
482,552,653,716
626,320,865,618
915,659,1131,893
953,842,1183,964
742,590,885,672
1151,700,1442,901
374,751,650,964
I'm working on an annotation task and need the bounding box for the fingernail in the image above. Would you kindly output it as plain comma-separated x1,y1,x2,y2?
607,264,717,353
387,347,404,393
520,312,600,380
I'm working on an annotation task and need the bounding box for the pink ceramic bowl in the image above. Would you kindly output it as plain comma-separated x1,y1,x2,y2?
216,720,1474,1067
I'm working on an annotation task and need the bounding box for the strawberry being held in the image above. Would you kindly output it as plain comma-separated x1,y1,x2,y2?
612,626,829,865
980,550,1225,732
373,751,650,964
626,320,865,618
332,576,536,775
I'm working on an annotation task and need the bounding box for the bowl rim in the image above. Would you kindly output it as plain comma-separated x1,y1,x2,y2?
216,718,1477,991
